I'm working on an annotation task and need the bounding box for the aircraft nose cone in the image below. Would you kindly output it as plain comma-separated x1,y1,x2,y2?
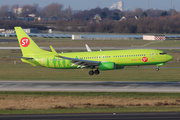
167,55,173,61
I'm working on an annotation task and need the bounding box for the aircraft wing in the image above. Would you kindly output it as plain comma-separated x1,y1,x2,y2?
59,56,100,67
50,46,100,68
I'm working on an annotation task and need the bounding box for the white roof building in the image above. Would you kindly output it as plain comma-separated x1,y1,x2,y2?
13,7,22,15
143,35,166,41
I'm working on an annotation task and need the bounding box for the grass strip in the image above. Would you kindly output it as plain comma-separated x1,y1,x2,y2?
0,92,180,114
0,91,180,98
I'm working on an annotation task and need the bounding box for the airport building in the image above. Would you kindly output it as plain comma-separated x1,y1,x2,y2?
72,35,81,40
143,35,166,40
23,29,39,33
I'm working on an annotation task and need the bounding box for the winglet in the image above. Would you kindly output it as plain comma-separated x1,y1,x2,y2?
50,46,59,57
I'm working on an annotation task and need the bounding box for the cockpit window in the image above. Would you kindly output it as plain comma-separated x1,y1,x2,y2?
159,52,167,55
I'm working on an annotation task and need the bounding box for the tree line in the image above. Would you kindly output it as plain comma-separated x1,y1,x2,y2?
0,3,72,18
0,3,180,33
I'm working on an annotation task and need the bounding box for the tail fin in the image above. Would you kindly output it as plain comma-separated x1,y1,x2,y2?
15,27,49,57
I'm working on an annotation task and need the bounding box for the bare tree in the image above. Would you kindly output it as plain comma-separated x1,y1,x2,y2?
67,5,72,18
0,5,10,17
20,4,38,17
10,4,22,18
32,3,40,16
44,2,63,17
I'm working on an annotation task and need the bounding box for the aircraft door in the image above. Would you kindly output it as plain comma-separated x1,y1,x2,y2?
151,51,155,59
41,57,46,66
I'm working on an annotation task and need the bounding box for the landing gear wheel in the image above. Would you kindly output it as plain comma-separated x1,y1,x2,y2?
94,69,100,75
89,70,94,75
156,68,159,71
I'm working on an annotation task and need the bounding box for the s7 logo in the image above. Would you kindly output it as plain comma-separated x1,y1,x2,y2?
21,37,30,47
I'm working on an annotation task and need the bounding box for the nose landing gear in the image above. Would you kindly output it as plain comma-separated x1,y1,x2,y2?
156,68,159,71
156,63,164,71
156,66,159,71
89,69,100,75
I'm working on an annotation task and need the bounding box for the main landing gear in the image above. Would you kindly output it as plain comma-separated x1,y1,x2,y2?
89,69,100,75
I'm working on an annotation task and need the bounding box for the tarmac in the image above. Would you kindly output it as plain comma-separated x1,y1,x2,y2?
1,81,180,92
1,112,180,120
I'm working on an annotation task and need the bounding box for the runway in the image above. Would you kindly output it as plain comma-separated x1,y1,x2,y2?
1,112,180,120
0,81,180,92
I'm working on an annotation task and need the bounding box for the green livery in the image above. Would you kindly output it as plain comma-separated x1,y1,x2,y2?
14,27,173,75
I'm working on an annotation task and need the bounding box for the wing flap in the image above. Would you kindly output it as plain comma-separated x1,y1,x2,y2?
50,46,100,67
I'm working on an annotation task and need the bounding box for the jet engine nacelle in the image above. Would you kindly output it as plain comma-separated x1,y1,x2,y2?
98,62,116,70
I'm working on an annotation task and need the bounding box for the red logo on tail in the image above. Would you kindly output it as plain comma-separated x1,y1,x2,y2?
21,37,30,47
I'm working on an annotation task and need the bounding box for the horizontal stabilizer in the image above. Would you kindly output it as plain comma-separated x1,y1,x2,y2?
8,56,33,59
50,46,60,57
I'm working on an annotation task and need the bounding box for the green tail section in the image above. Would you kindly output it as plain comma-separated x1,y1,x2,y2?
15,27,49,57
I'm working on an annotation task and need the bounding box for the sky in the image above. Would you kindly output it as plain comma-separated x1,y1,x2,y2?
1,0,180,11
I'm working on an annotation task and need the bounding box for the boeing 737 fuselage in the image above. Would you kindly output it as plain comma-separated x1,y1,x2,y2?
14,27,173,75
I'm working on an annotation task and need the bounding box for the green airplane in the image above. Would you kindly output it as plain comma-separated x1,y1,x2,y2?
14,27,173,75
